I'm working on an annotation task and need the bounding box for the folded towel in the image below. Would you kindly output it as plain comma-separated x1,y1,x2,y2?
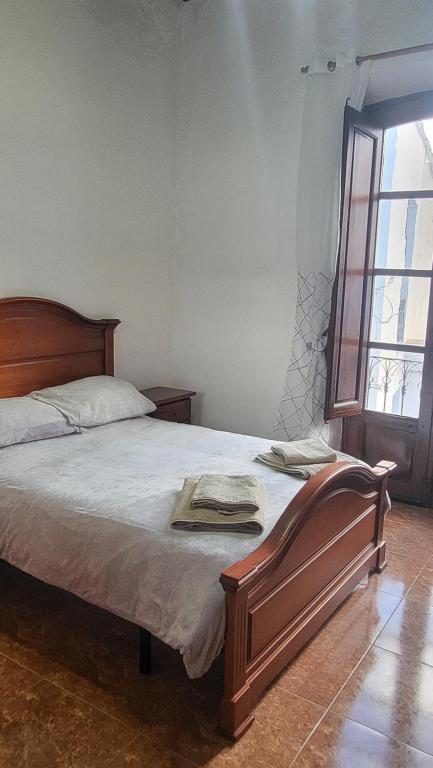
171,477,265,533
191,474,262,513
255,452,329,479
271,437,337,466
255,450,364,479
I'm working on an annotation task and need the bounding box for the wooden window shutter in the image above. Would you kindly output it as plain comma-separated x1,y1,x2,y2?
325,106,383,420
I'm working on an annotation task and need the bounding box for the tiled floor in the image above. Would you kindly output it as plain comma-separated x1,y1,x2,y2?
0,502,433,767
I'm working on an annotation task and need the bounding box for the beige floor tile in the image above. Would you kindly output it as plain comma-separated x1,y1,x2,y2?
332,645,433,755
406,564,433,608
370,551,424,598
321,583,400,645
0,679,136,768
388,503,433,533
107,734,193,768
276,624,368,707
374,598,433,667
292,712,433,768
384,520,433,562
0,652,42,698
143,685,324,768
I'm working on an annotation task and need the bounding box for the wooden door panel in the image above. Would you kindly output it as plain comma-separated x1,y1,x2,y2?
362,415,416,480
336,131,376,404
343,412,423,502
325,108,383,419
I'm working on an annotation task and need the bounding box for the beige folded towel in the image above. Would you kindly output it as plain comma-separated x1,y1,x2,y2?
171,477,265,533
255,450,364,480
191,474,262,513
271,438,337,466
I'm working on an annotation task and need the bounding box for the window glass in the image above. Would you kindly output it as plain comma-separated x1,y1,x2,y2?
366,350,423,418
374,198,433,270
381,119,433,192
370,275,430,346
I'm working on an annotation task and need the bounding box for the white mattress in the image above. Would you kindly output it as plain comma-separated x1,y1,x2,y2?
0,417,306,678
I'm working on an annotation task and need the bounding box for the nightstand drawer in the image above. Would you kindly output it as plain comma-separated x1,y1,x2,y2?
152,399,191,424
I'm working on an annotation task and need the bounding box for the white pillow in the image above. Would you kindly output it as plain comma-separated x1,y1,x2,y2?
30,375,156,428
0,397,79,448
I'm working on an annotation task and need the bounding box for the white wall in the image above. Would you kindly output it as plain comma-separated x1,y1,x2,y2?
3,0,433,435
173,1,303,436
172,0,433,438
0,0,178,387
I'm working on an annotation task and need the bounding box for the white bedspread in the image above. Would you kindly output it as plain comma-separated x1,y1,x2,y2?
0,417,306,678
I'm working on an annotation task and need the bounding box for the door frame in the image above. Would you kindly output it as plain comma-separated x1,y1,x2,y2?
340,91,433,505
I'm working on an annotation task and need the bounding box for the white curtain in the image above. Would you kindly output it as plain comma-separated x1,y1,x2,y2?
274,57,371,444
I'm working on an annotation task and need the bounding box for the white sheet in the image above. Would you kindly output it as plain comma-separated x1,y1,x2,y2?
0,417,306,678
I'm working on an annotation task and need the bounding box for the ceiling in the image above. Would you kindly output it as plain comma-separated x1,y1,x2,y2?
364,49,433,105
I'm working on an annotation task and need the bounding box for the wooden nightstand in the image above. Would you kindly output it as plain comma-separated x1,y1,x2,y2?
141,386,196,424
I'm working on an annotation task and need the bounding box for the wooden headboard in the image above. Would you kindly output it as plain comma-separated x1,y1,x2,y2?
0,297,120,398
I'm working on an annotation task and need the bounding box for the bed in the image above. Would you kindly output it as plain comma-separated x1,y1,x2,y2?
0,297,395,740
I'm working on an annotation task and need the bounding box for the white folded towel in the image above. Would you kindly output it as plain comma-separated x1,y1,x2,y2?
271,438,337,466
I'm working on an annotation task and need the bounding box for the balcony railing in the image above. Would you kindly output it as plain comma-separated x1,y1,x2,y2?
366,354,423,417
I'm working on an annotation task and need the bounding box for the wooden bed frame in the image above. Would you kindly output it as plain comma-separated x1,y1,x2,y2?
0,297,395,741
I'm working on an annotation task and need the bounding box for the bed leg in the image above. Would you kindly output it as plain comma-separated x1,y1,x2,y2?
220,685,254,741
218,586,254,741
373,464,395,574
139,628,152,675
376,541,388,572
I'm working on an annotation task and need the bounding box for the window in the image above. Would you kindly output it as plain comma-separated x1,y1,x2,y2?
326,93,433,504
325,94,433,422
365,119,433,418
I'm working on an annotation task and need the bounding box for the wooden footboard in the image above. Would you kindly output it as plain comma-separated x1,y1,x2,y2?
219,460,395,740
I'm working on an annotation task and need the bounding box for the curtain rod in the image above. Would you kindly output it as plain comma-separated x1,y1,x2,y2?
301,41,433,74
356,41,433,65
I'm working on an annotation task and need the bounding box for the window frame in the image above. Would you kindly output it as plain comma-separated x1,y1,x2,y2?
364,115,433,418
325,90,433,422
